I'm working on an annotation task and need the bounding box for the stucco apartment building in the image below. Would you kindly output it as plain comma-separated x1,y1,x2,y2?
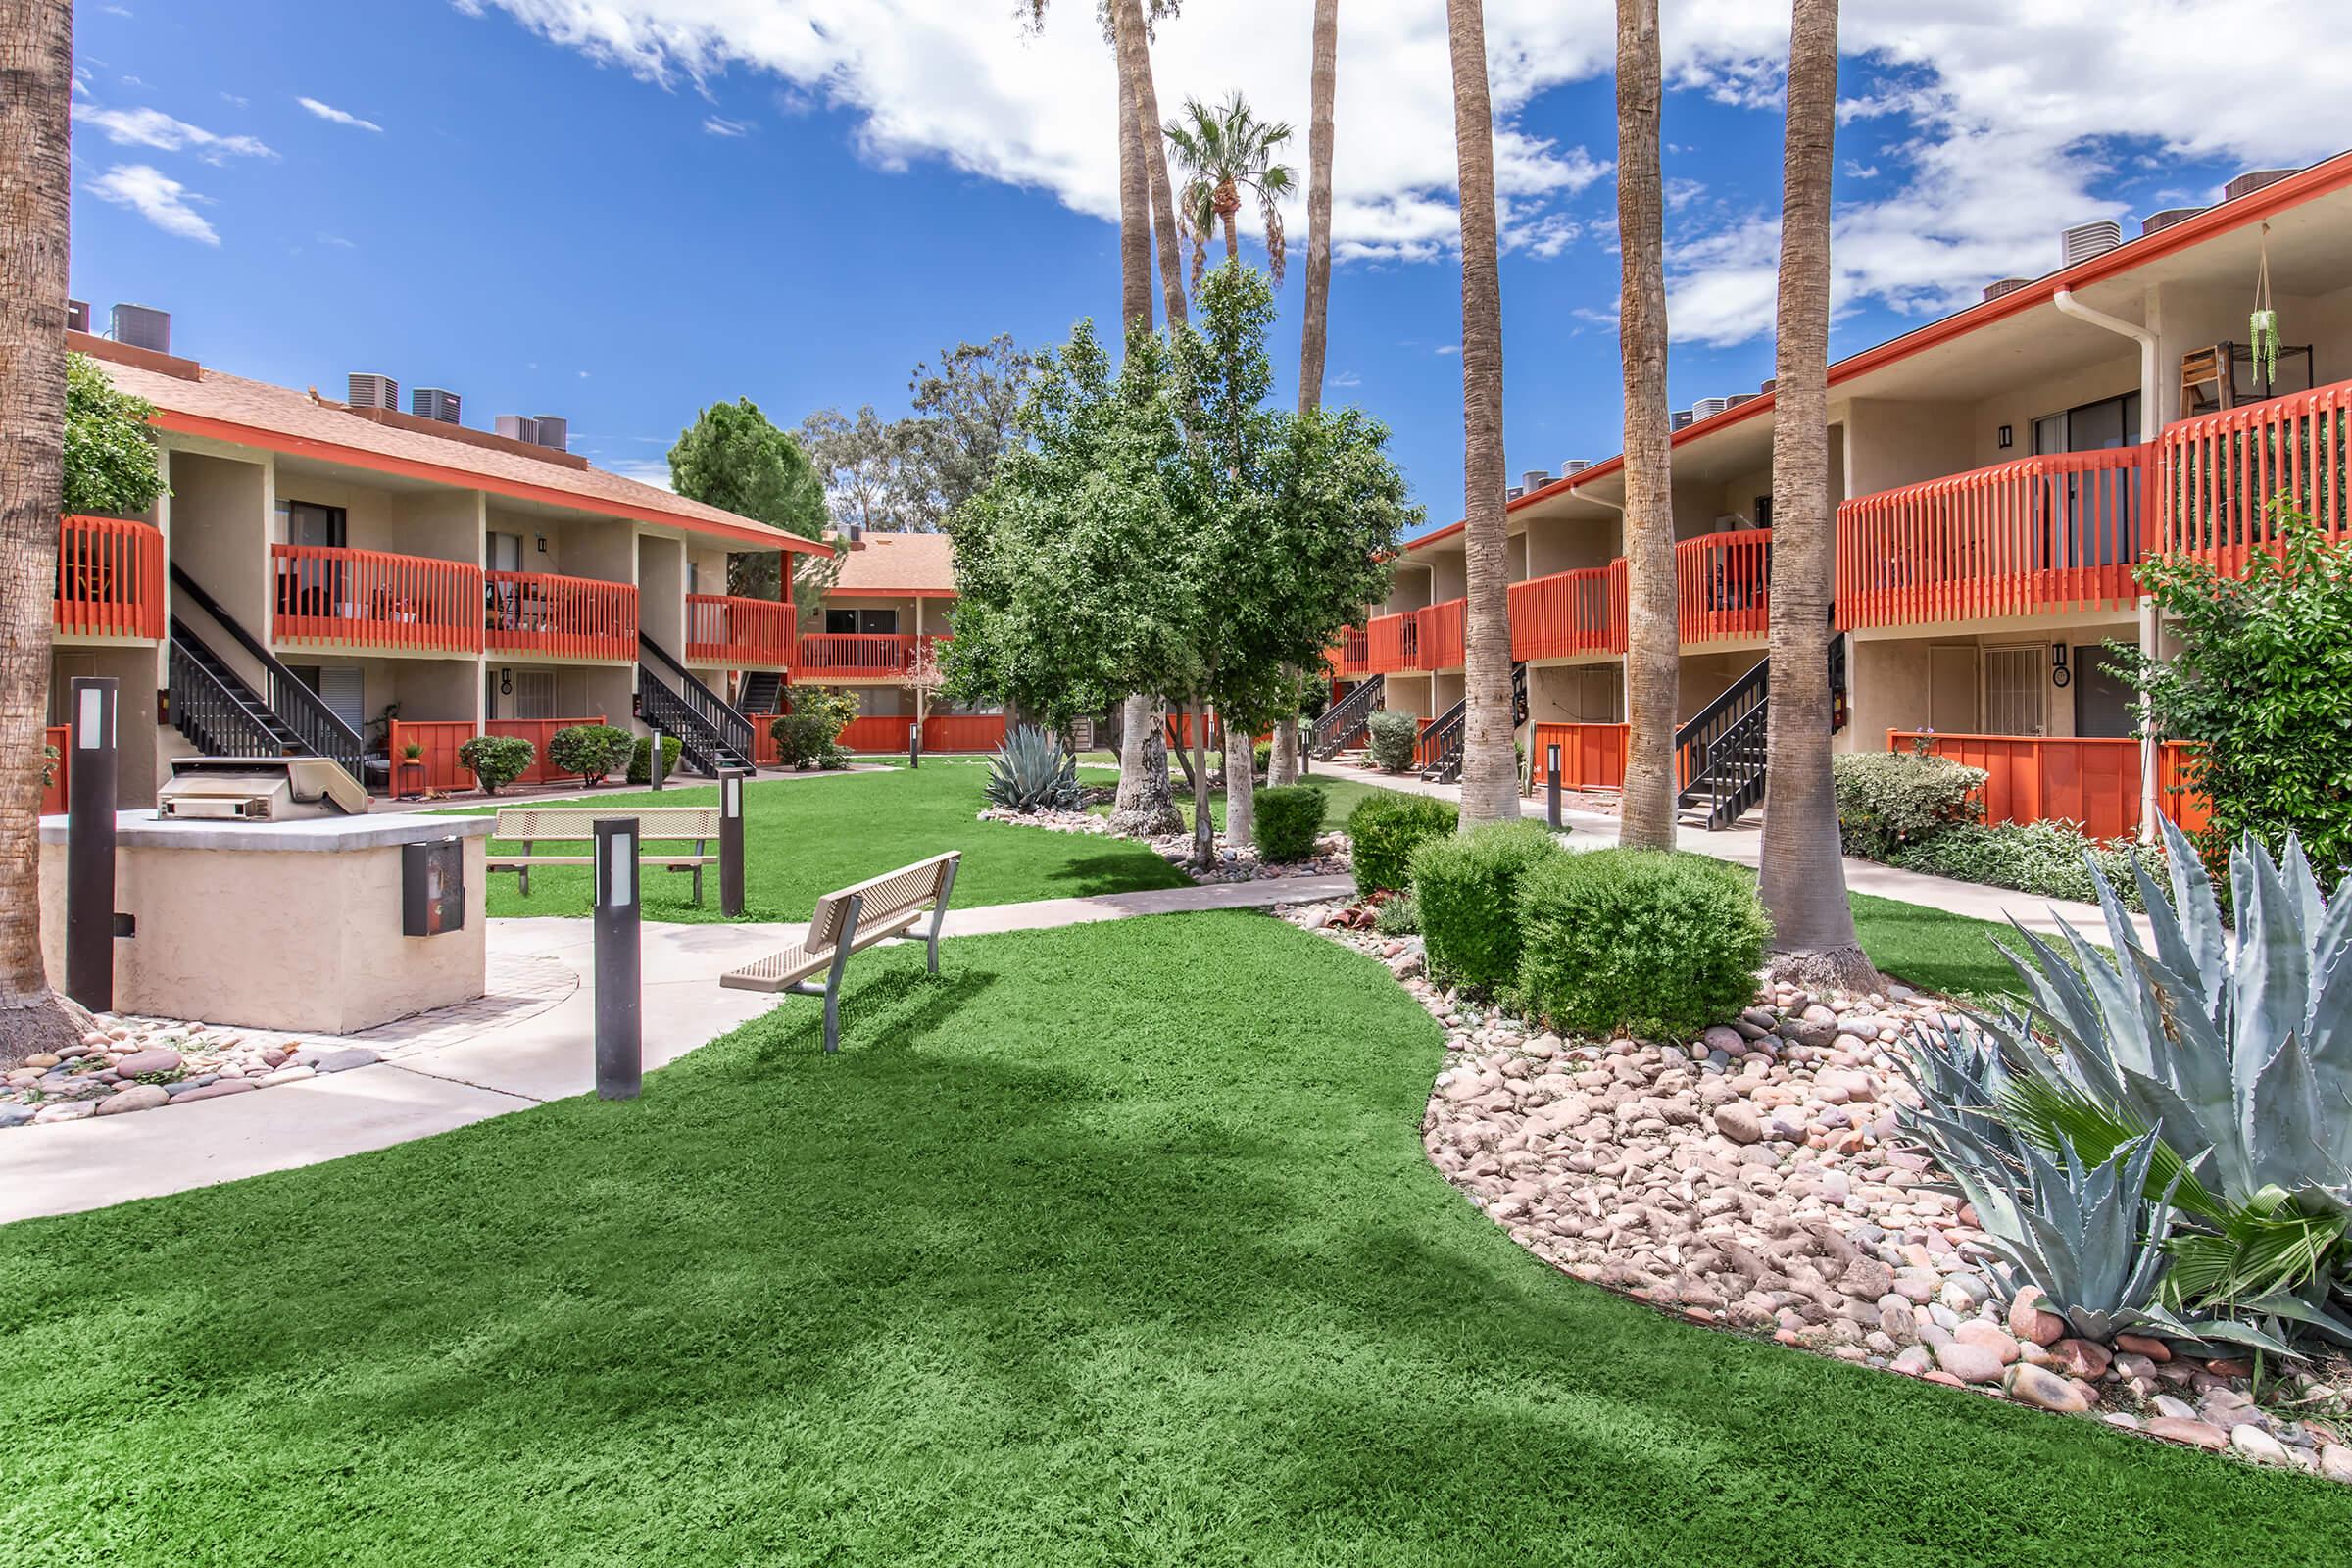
794,529,1004,755
1325,151,2352,838
48,321,824,807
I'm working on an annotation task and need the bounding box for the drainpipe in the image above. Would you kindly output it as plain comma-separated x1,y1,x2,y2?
2052,287,2164,844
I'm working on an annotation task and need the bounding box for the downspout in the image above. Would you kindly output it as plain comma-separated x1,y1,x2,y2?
2051,287,2164,844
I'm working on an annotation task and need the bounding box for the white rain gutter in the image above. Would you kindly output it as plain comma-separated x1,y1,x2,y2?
2052,285,2164,842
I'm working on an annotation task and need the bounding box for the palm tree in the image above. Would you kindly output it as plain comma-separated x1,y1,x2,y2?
1164,92,1297,290
1116,0,1192,330
1759,0,1873,989
1266,0,1340,792
1446,0,1518,828
1615,0,1679,853
0,0,81,1064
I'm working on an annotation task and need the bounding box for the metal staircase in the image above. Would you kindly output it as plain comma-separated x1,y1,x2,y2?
167,566,366,786
1673,635,1847,830
639,634,756,775
736,669,787,714
1417,662,1528,784
1307,674,1383,760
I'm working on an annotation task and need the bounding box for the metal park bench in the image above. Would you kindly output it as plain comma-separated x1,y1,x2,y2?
718,852,961,1053
488,806,721,905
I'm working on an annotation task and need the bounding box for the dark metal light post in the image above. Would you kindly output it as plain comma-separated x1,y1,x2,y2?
648,725,665,791
907,724,921,770
719,768,748,917
1545,743,1563,832
65,676,120,1012
593,817,642,1100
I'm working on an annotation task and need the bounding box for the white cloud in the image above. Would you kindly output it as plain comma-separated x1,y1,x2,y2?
1434,344,1460,356
604,457,676,491
316,231,356,248
88,163,218,244
74,103,276,163
297,96,383,132
1329,369,1362,388
703,115,753,136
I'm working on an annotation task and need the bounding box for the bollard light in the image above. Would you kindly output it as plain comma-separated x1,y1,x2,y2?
66,676,121,1012
1545,743,1562,832
649,725,666,791
719,768,748,917
593,817,643,1100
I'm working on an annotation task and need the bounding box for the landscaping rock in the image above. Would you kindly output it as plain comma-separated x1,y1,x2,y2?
1711,1102,1763,1145
1933,1341,2007,1385
2231,1425,2290,1465
94,1084,171,1116
2006,1286,2067,1348
171,1080,260,1103
2006,1363,2092,1413
2146,1418,2230,1452
295,1047,381,1075
113,1047,182,1078
2113,1333,2172,1363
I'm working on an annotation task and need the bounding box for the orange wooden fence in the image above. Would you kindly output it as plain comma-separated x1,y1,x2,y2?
744,713,787,765
1837,446,2147,629
1677,529,1771,644
1889,731,2211,839
1416,597,1467,670
1364,612,1421,675
1526,721,1632,791
2156,375,2352,573
1327,626,1371,678
55,514,166,639
687,594,794,667
41,724,68,814
386,719,477,795
838,714,917,752
921,714,1007,752
273,544,484,652
485,572,636,661
1510,560,1627,661
484,716,609,785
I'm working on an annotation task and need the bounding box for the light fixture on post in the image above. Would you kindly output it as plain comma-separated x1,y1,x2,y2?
1997,424,2014,450
2051,643,2071,689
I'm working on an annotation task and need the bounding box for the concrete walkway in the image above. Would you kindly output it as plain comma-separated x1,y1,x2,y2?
0,874,1350,1226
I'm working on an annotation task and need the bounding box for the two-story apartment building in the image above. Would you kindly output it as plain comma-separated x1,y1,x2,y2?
787,529,1005,755
48,324,825,807
1327,151,2352,838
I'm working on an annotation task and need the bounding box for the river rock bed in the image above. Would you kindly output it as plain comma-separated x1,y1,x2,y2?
978,804,1350,883
1282,897,2352,1485
1,1016,377,1129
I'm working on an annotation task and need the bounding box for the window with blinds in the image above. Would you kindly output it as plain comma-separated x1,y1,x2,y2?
513,671,557,720
1984,645,2046,736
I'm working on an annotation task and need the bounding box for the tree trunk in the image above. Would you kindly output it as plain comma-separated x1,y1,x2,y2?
1223,719,1254,846
0,0,80,1066
1113,0,1187,329
1112,693,1181,836
1266,709,1301,788
1113,12,1152,332
1759,0,1873,993
1221,207,1240,267
1615,0,1679,853
1446,0,1518,829
1191,699,1214,869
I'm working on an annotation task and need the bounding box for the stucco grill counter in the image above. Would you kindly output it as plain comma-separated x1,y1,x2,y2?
38,809,494,1034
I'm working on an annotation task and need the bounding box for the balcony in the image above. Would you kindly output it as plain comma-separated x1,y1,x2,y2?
1415,597,1467,671
686,594,794,667
2157,375,2352,573
1676,529,1771,645
1363,612,1420,674
796,632,943,680
1837,446,2147,630
486,570,638,661
55,514,165,640
1511,561,1627,661
272,544,484,653
1327,626,1371,680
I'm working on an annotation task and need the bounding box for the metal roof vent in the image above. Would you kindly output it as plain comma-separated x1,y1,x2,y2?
1759,377,1776,394
348,372,399,411
1561,458,1590,477
1692,395,1731,419
1671,409,1695,431
412,387,462,424
1521,468,1550,492
111,302,172,353
2060,220,2124,268
66,299,90,334
2141,206,2205,236
2225,168,2297,202
1726,392,1756,408
495,415,541,444
1982,277,2032,302
530,415,568,453
1505,485,1525,501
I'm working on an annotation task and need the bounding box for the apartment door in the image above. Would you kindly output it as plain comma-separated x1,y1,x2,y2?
2073,644,2135,737
278,501,347,615
485,531,525,633
2033,391,2142,569
1928,644,1980,733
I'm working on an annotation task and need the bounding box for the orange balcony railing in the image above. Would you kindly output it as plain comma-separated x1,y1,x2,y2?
1510,560,1627,661
485,571,637,661
1327,626,1372,679
55,514,165,639
1364,612,1421,674
2157,376,2352,574
1836,447,2148,629
273,544,484,652
797,632,920,678
687,594,795,667
1677,529,1771,644
1415,597,1467,671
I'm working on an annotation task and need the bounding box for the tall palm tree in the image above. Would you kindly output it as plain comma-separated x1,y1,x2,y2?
1164,92,1297,290
1266,0,1340,792
1116,0,1191,330
1446,0,1518,828
1759,0,1873,989
0,0,80,1064
1615,0,1678,853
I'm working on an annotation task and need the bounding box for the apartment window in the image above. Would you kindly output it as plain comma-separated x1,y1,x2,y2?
1984,645,2046,737
512,671,557,720
2030,392,2140,455
277,501,347,548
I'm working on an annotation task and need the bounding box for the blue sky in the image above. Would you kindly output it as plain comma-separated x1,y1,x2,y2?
67,1,2352,539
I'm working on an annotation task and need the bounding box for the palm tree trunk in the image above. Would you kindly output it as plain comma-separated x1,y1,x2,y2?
0,0,82,1065
1221,208,1240,266
1114,22,1152,332
1446,0,1518,829
1759,0,1872,991
1113,0,1187,328
1615,0,1679,853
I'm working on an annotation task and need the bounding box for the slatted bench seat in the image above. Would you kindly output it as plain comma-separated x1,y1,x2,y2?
719,851,960,1052
487,806,722,906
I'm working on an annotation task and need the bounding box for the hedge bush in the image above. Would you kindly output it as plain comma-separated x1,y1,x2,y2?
1347,791,1456,896
626,733,685,784
1366,710,1421,774
1831,751,1984,859
1252,740,1274,777
1515,849,1769,1040
457,734,534,795
1889,819,2147,911
1253,784,1326,863
1410,819,1565,992
548,724,634,786
771,712,846,771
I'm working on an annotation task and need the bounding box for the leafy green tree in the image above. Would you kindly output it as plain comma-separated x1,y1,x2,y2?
2114,504,2352,878
63,354,166,514
904,335,1035,528
799,405,917,532
668,398,827,604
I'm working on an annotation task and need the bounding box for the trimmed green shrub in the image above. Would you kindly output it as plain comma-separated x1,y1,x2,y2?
1409,819,1565,992
1252,740,1274,776
770,712,846,771
1889,820,2146,911
1372,892,1420,937
1832,751,1984,859
457,734,533,795
1515,849,1769,1040
1347,791,1456,896
548,723,634,786
1366,710,1421,774
626,733,685,784
1253,784,1327,863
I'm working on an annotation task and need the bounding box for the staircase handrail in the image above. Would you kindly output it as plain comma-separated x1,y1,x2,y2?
1309,674,1384,758
167,640,286,760
639,633,755,759
170,564,365,777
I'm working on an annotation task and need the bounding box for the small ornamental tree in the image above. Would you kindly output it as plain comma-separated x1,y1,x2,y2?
2113,503,2352,879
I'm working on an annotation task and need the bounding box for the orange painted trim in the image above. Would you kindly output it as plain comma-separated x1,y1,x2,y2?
151,409,835,556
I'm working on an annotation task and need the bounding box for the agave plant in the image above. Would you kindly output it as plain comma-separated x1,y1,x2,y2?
985,725,1081,814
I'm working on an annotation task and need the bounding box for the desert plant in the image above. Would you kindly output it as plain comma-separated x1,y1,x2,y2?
457,734,533,795
1514,850,1770,1040
1831,751,1984,860
626,734,685,785
770,712,846,771
1888,820,2145,910
1365,710,1421,774
1410,819,1564,992
1252,784,1326,863
549,724,633,787
1373,892,1420,937
1347,791,1456,896
986,724,1081,813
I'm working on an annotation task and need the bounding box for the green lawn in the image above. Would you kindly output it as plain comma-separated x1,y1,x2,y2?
446,762,1188,922
1848,889,2035,1001
1,912,2339,1565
